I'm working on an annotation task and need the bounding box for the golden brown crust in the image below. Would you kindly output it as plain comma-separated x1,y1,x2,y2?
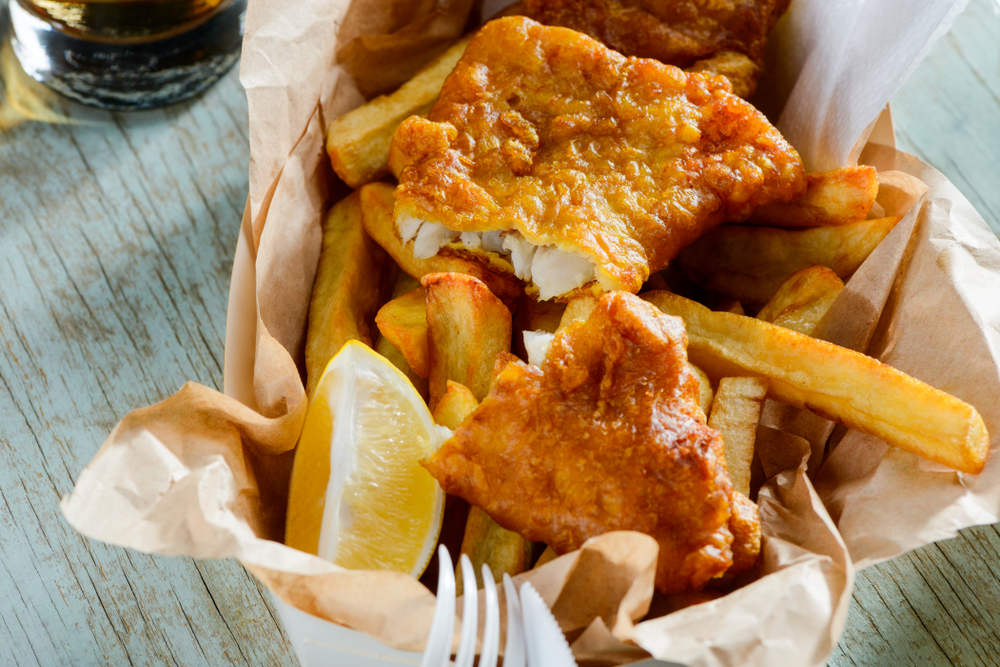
521,0,791,69
423,292,759,594
728,490,762,574
687,50,761,99
393,17,805,295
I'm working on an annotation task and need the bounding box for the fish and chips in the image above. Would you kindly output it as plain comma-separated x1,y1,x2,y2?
676,214,901,304
290,2,990,614
521,0,792,98
424,292,760,594
391,17,805,300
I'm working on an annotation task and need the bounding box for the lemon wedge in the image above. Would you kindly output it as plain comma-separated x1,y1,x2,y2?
286,340,449,577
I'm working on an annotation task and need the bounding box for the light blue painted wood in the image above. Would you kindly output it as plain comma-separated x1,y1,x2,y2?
829,1,1000,665
893,0,1000,235
0,1,997,666
0,29,296,667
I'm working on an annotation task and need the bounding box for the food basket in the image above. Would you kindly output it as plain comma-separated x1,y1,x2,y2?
63,1,1000,666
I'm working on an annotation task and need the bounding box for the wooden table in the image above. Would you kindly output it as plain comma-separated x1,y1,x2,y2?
1,2,997,665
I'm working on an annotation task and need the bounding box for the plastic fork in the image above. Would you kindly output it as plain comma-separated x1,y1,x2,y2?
420,545,577,667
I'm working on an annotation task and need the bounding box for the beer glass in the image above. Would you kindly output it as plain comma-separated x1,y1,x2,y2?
7,0,247,109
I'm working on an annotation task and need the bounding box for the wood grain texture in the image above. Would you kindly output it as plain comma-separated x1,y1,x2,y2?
0,1,997,666
0,56,297,666
829,1,1000,665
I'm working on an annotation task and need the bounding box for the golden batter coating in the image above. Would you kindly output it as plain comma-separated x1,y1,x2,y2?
522,0,790,97
392,17,804,298
687,50,760,100
423,292,760,594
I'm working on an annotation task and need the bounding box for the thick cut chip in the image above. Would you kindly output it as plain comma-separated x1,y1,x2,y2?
326,35,472,188
728,490,761,574
305,191,397,396
642,291,990,474
756,266,844,336
708,377,769,496
751,166,879,227
432,380,479,431
457,506,534,595
392,17,805,300
424,292,759,594
676,216,901,304
557,296,600,332
491,351,520,384
423,272,513,408
690,363,715,418
375,335,429,400
376,287,430,378
374,273,429,396
432,377,532,597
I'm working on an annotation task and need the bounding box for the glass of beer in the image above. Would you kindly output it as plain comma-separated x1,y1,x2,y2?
7,0,247,110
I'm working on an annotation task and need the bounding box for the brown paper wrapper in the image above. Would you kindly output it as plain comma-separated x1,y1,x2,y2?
336,0,477,98
61,1,1000,665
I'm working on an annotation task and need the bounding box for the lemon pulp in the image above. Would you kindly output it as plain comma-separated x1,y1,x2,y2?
286,341,447,577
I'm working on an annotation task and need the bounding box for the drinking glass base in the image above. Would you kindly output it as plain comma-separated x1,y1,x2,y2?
8,0,245,110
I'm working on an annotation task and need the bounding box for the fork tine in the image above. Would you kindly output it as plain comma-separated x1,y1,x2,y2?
502,574,525,667
479,565,499,667
454,555,478,667
420,546,456,667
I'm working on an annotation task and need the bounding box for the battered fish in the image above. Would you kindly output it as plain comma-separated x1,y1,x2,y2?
423,291,761,594
522,0,791,98
392,17,804,301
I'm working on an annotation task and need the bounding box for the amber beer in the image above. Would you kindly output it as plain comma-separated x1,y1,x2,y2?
20,0,228,40
9,0,247,109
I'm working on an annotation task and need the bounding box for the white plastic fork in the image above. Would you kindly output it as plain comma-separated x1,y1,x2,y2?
420,546,577,667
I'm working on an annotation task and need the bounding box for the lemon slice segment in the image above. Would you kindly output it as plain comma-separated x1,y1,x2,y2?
286,341,448,577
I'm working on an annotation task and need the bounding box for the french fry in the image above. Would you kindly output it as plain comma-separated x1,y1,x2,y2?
535,545,558,568
425,342,529,598
756,266,845,336
555,298,716,416
556,295,599,332
874,170,929,217
716,299,745,315
751,166,879,227
326,35,472,188
359,183,523,306
642,291,989,474
423,272,513,408
375,335,429,400
690,363,715,418
676,215,901,304
455,348,533,596
456,506,534,596
432,381,479,430
305,191,397,396
387,134,411,181
375,287,430,377
492,351,521,384
372,273,428,395
708,377,769,496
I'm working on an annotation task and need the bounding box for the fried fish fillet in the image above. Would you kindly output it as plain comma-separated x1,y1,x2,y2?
522,0,791,98
686,50,760,100
423,291,760,594
392,17,805,301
